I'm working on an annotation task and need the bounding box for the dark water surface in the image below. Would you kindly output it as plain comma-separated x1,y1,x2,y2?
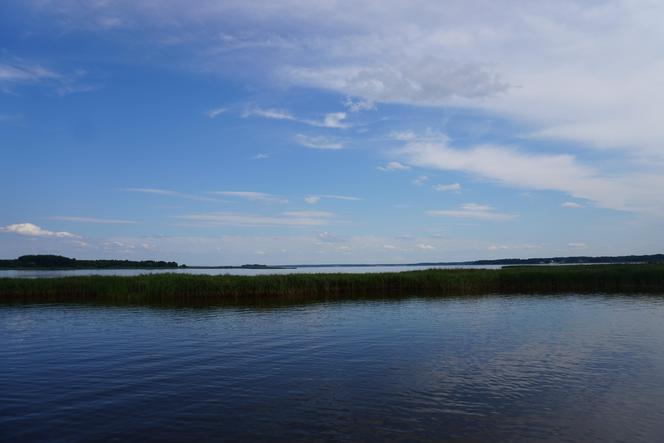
2,295,664,442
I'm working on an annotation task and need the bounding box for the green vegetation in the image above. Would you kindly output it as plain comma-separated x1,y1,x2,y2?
1,264,664,304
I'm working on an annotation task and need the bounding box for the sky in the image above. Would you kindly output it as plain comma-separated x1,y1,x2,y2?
1,0,663,265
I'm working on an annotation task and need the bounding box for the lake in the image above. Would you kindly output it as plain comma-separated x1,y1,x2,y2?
0,264,501,279
2,295,664,442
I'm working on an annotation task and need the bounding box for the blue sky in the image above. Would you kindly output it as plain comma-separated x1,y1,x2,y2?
1,0,663,265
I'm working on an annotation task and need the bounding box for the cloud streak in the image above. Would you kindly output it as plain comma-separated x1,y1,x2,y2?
28,0,664,162
212,191,288,204
377,161,410,172
48,216,137,224
244,107,350,129
174,210,335,227
427,204,516,221
124,188,221,203
206,107,227,118
398,133,664,215
294,134,344,150
434,183,461,192
304,194,362,204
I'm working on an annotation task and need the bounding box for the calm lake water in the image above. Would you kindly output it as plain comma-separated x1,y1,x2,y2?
0,264,501,279
2,295,664,442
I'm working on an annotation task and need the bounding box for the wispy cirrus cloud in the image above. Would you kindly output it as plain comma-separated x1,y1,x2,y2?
0,223,79,238
412,175,428,186
243,106,350,129
427,204,516,221
0,58,97,95
434,183,461,192
123,188,221,203
303,196,320,204
304,194,362,204
0,61,59,85
294,134,344,150
48,216,137,224
174,210,334,228
28,0,664,163
343,97,375,112
212,191,288,204
206,107,227,118
561,202,583,208
377,161,410,172
398,132,664,215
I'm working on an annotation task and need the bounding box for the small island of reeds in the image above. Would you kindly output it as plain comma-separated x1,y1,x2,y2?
2,264,664,305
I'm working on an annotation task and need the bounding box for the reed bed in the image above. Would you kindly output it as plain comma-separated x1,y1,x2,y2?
1,264,664,304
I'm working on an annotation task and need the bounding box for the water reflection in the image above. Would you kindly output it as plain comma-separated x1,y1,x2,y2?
2,295,664,442
0,264,502,279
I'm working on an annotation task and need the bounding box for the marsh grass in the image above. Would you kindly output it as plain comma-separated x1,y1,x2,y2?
1,264,663,305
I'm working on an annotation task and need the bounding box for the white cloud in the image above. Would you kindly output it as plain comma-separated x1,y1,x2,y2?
31,1,664,163
244,107,350,129
0,223,79,238
412,175,428,186
343,97,375,112
568,242,588,250
304,195,321,204
561,201,583,208
213,191,288,204
377,161,410,172
320,112,348,129
417,244,435,250
48,216,137,224
398,134,664,215
317,231,344,243
285,62,507,105
427,203,516,221
206,107,227,118
294,134,344,150
434,183,461,192
243,107,296,121
252,153,270,160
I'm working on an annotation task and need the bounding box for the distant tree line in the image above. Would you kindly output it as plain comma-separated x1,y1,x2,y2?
466,254,664,265
0,255,180,269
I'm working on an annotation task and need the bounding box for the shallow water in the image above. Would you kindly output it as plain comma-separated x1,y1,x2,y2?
0,264,501,278
2,295,664,442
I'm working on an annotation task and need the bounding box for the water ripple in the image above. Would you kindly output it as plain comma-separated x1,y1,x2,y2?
2,295,664,442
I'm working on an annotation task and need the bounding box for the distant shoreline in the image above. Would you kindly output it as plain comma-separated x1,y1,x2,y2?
1,253,662,271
